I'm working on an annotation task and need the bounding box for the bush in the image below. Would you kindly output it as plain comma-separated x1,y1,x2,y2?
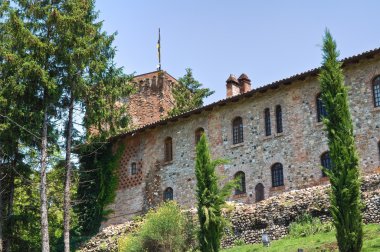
289,213,334,238
118,201,189,252
233,238,245,247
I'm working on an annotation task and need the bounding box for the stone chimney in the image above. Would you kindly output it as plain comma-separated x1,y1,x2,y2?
226,73,251,97
238,73,251,93
226,74,240,97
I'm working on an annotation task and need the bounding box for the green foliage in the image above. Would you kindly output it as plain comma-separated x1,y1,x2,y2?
74,142,125,238
233,238,245,247
288,214,334,238
195,134,235,252
118,201,188,252
223,224,380,252
319,30,363,252
168,68,214,117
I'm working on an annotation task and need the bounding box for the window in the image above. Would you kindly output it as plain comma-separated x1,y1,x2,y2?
163,187,173,201
164,137,173,162
195,127,205,145
255,183,264,202
234,171,246,195
321,151,332,177
232,117,243,144
316,93,327,122
264,108,271,136
271,163,284,187
275,105,283,133
131,162,137,175
378,141,380,160
373,76,380,107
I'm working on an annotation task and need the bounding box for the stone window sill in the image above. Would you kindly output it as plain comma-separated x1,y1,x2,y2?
262,135,273,141
275,132,284,138
230,142,244,149
162,160,173,166
319,176,330,183
315,121,324,127
270,185,285,192
372,106,380,112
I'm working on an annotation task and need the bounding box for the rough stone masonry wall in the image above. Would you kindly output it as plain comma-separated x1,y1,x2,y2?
79,173,380,252
103,55,380,228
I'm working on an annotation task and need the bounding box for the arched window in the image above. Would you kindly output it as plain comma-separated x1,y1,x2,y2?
163,187,173,201
131,162,137,175
271,163,284,187
321,151,332,177
264,108,271,136
195,127,205,145
373,76,380,107
234,171,246,195
275,105,283,133
232,117,243,144
316,93,327,122
255,183,265,202
164,137,173,162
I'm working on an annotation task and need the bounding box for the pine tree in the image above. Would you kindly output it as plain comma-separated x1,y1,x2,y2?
319,30,363,252
168,68,214,117
195,134,234,252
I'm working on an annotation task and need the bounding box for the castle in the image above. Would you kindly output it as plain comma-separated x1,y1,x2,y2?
102,47,380,228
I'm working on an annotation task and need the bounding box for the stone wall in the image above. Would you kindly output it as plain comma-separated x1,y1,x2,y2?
79,173,380,252
102,54,380,227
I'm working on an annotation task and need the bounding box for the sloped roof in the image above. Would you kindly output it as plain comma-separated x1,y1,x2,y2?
110,47,380,142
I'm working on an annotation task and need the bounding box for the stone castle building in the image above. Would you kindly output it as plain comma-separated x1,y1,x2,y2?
103,47,380,227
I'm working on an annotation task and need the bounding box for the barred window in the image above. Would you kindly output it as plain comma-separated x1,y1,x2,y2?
317,93,327,122
264,108,271,136
163,187,173,201
164,137,173,162
195,127,205,145
255,183,265,202
271,163,284,187
234,171,246,195
373,76,380,107
275,105,283,133
232,117,243,144
321,151,332,177
131,162,137,175
378,141,380,160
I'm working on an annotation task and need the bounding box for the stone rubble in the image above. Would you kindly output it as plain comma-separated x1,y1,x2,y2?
78,173,380,252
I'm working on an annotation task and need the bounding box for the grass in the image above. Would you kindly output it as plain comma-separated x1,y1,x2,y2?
222,223,380,252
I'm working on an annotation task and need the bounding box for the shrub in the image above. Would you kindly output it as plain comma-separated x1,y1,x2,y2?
118,201,188,252
289,213,334,238
233,238,245,247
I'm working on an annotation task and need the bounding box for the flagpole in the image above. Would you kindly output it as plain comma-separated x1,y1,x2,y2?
157,28,161,71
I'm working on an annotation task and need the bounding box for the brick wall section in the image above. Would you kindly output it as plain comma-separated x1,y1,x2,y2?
102,55,380,228
127,71,177,127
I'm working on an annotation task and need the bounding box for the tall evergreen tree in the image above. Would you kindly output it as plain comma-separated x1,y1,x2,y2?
319,30,363,252
195,134,234,252
168,68,214,117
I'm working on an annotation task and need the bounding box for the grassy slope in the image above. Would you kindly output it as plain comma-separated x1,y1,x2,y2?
222,224,380,252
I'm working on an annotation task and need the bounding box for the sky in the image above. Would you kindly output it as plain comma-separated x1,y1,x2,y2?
95,0,380,104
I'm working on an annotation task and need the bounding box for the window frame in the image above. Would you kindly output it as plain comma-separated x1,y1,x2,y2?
264,108,271,136
195,127,205,145
321,151,332,177
131,162,137,175
316,93,327,122
373,76,380,107
164,137,173,162
234,171,246,195
163,187,173,201
232,117,244,144
271,163,284,187
275,105,283,133
255,183,265,202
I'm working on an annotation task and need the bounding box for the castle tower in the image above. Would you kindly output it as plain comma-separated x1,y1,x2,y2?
127,70,177,127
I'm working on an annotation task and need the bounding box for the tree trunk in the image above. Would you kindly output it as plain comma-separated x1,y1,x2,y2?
5,159,15,252
40,108,50,252
64,93,74,252
0,169,3,252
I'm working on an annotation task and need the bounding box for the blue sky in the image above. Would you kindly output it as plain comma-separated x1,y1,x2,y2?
95,0,380,104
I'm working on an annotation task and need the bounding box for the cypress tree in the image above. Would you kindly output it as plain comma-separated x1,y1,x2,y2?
319,30,363,252
195,134,234,252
